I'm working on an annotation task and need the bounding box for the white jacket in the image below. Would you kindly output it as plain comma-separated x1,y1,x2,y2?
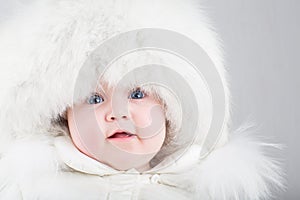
0,0,284,199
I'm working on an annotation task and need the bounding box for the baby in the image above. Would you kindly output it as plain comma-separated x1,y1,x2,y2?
66,81,168,172
0,0,284,199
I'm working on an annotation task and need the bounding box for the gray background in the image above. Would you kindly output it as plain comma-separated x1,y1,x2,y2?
202,0,299,199
0,0,299,199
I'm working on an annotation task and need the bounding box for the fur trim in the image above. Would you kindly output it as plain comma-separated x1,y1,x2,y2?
0,126,284,199
191,125,285,200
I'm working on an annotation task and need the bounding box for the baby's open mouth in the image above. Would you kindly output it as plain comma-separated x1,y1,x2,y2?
107,131,136,139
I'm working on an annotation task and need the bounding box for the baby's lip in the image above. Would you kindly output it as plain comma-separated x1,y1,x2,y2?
107,129,136,139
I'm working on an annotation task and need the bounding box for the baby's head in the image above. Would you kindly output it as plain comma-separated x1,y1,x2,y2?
55,50,204,172
66,78,179,172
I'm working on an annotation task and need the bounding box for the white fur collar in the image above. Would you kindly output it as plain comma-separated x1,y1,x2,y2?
54,135,202,175
0,126,284,200
190,126,285,199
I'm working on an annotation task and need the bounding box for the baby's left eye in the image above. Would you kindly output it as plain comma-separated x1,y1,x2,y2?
129,89,145,99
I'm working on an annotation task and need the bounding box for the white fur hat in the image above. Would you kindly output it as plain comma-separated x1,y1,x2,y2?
0,0,230,158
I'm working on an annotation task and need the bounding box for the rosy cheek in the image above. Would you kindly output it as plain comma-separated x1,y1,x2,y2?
128,100,165,129
68,105,106,154
129,103,152,128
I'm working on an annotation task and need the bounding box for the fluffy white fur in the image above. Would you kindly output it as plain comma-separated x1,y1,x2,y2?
0,0,284,199
0,125,284,199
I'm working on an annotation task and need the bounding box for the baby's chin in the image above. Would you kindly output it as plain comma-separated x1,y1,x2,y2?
106,137,163,154
96,144,159,172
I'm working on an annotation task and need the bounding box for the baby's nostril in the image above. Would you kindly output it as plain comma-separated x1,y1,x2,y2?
110,117,116,120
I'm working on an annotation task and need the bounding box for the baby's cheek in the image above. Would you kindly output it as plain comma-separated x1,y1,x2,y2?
129,101,165,131
129,104,153,128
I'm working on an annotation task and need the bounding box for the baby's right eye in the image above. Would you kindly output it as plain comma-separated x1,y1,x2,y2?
87,94,104,104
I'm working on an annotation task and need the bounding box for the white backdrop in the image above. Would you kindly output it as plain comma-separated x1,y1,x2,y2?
203,0,299,199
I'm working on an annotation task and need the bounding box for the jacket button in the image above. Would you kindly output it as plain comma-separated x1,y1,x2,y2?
150,174,160,184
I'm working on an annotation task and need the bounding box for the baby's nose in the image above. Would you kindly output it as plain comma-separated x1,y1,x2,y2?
105,112,128,122
104,93,130,122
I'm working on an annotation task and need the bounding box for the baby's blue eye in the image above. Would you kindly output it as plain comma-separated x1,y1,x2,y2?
129,90,145,99
88,94,104,104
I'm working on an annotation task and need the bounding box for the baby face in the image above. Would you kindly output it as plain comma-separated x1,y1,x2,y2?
67,83,166,172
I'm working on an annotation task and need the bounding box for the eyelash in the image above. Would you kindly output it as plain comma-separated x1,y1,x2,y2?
87,93,104,104
87,88,147,104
